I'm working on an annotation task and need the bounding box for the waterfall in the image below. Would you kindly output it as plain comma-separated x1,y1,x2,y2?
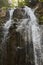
2,9,14,43
16,6,42,65
1,6,42,65
1,8,15,65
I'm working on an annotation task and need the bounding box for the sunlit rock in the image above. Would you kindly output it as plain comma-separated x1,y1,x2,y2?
0,9,10,24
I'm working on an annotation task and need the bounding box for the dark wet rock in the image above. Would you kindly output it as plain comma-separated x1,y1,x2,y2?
13,8,24,19
0,26,4,65
29,0,38,8
6,23,26,65
0,26,3,43
35,2,43,24
5,10,10,21
13,8,28,20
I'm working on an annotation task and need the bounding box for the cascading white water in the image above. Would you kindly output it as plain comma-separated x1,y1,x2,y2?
1,6,42,65
1,8,15,65
2,9,14,42
16,6,42,65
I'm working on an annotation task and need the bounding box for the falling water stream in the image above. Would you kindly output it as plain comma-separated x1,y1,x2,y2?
1,9,14,65
2,6,42,65
3,9,14,40
24,6,42,65
16,6,42,65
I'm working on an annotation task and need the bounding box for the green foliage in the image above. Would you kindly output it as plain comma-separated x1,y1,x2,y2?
18,0,25,7
39,0,43,2
24,0,29,6
0,0,9,8
39,16,43,24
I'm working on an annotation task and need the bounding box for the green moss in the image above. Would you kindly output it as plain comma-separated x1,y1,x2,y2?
39,0,43,2
39,16,43,24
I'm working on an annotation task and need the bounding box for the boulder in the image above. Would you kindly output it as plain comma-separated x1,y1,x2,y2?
13,8,28,20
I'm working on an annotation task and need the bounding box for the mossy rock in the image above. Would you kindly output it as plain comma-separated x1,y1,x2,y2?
35,2,43,24
0,9,10,25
